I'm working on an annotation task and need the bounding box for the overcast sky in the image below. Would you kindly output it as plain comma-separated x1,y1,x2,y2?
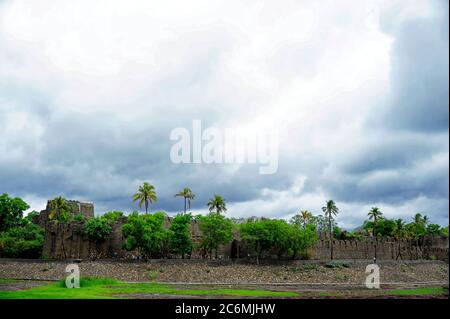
0,0,448,229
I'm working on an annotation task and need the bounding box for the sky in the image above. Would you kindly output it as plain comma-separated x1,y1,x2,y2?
0,0,448,229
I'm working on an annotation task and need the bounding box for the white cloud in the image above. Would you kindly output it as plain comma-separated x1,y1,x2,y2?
0,0,447,227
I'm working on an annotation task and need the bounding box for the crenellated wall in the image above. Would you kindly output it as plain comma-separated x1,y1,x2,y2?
41,218,449,261
38,199,449,261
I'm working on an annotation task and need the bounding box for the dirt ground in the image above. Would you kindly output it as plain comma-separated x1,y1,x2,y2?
0,259,448,288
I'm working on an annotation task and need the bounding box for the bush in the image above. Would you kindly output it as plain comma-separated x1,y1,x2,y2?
122,211,168,258
198,213,233,259
0,222,44,258
102,211,124,223
0,193,30,232
325,261,350,269
84,217,113,243
169,213,193,258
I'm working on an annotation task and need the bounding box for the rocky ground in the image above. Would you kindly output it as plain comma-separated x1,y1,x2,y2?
0,259,448,288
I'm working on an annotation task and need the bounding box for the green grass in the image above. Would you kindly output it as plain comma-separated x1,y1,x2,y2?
384,287,448,296
318,292,340,297
0,277,299,299
0,278,17,283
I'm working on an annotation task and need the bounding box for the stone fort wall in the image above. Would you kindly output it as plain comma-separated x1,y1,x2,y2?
38,200,449,261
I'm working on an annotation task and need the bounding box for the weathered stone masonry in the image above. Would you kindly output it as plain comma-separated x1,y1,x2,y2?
37,200,449,261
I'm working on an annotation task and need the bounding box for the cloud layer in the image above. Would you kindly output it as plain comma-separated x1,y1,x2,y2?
0,0,448,228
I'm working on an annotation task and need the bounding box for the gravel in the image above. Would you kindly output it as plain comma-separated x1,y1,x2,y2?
0,259,448,286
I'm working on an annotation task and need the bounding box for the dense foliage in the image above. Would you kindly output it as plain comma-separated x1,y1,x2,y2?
122,211,168,258
168,213,193,258
197,212,233,259
0,193,30,232
240,219,318,263
0,194,44,258
84,217,113,244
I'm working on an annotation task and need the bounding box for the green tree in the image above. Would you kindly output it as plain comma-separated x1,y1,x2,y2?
322,200,339,260
240,220,273,264
48,196,70,258
441,226,449,237
84,217,113,256
48,196,70,222
290,210,314,228
266,219,292,259
0,221,44,259
132,182,157,214
367,207,383,237
102,211,124,223
0,193,30,232
426,224,442,236
122,211,168,258
198,213,233,259
169,213,193,259
207,195,227,214
290,223,318,259
392,219,406,260
175,188,195,214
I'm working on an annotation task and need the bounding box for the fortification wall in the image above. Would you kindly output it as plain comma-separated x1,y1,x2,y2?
37,199,448,261
41,218,449,261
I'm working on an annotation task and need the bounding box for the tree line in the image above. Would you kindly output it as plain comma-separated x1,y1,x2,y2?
0,186,448,260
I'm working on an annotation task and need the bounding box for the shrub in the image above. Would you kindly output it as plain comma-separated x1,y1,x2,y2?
0,222,44,258
122,211,168,258
169,213,193,259
84,217,113,244
73,214,86,222
0,193,30,232
198,213,233,259
102,211,124,223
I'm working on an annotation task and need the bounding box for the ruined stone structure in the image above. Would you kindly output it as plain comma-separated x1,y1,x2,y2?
34,199,94,227
37,200,449,261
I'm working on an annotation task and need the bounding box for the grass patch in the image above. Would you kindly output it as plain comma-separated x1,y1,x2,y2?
0,277,299,299
385,287,448,296
0,278,17,283
318,292,340,297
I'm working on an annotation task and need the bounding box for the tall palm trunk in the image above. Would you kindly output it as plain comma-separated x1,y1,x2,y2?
60,223,67,259
373,218,377,259
145,200,148,214
184,198,187,214
328,215,333,260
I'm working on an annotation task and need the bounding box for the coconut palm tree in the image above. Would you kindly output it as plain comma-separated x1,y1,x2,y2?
368,207,383,237
207,195,227,214
322,200,339,260
48,196,69,258
299,210,314,228
175,187,195,214
132,182,157,214
368,207,383,260
393,218,405,260
414,213,425,226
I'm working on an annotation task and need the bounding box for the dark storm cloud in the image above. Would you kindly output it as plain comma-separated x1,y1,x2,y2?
379,0,449,132
0,1,448,228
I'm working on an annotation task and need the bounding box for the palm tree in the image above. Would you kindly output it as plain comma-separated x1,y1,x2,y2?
393,219,405,260
299,210,313,228
412,213,426,257
322,200,339,260
48,196,69,258
207,195,227,214
175,187,195,214
368,207,383,260
367,207,383,237
414,213,425,226
132,182,157,214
